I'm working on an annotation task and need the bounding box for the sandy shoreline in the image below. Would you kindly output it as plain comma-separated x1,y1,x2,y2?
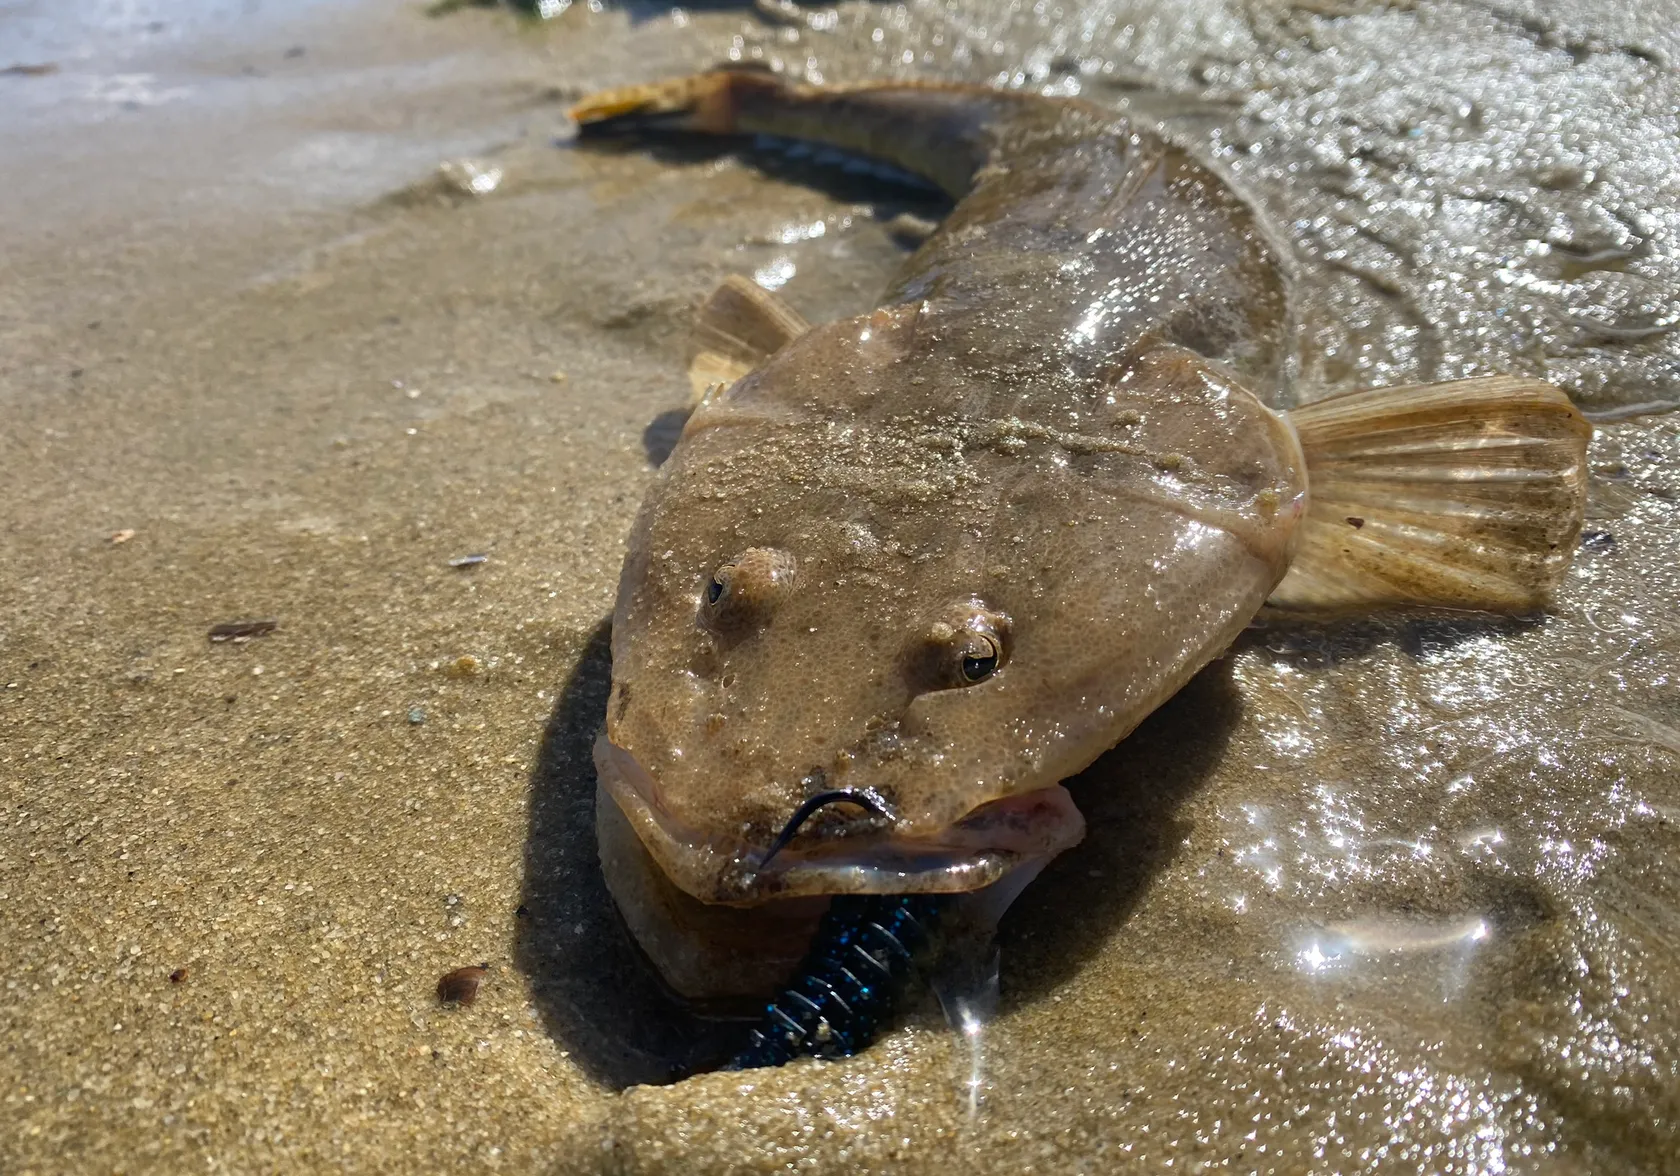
4,0,1679,1171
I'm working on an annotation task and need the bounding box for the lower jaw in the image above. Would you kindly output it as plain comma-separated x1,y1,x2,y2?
592,734,1087,1002
596,779,826,1004
596,777,1069,1004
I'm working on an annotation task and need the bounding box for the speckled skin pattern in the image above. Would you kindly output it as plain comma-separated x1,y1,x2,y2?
8,0,1680,1166
598,80,1309,907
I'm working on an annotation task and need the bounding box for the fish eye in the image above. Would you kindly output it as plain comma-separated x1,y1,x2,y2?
960,634,1001,683
912,604,1009,690
699,548,797,630
702,562,739,617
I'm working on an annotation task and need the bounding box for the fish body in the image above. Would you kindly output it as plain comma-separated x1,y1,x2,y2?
571,73,1590,1011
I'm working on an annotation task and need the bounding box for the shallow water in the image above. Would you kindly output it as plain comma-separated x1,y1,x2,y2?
2,0,1677,1172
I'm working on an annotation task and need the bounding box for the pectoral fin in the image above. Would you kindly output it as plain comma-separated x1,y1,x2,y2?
1269,376,1591,612
687,275,810,403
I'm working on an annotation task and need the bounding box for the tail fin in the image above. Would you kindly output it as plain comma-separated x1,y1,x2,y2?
569,70,1032,196
1270,376,1592,612
569,68,785,137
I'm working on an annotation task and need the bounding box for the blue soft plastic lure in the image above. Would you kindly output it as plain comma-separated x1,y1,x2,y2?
727,894,943,1069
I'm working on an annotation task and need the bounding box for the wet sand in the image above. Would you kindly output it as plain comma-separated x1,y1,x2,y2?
3,0,1679,1172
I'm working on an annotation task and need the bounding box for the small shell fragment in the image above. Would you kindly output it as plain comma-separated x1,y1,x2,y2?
443,655,482,679
437,159,503,196
208,619,279,642
436,964,489,1006
448,554,488,569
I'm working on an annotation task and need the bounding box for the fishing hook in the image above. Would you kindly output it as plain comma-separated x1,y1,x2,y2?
756,788,895,870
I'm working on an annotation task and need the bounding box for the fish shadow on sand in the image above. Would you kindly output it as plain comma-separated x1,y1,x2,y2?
1241,609,1545,668
515,620,732,1088
998,659,1243,1005
641,409,690,468
595,133,951,214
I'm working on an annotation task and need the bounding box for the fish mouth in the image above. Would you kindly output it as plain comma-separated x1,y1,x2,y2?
593,734,1086,904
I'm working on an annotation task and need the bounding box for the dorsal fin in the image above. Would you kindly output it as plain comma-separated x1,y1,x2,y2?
1269,375,1591,612
687,275,810,403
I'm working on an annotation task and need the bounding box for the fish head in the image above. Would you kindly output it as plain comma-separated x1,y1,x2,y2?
598,306,1307,907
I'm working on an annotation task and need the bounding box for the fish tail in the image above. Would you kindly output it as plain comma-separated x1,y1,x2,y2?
569,69,1041,196
568,68,777,136
1270,376,1591,612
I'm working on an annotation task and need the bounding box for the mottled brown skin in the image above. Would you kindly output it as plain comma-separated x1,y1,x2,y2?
583,75,1310,916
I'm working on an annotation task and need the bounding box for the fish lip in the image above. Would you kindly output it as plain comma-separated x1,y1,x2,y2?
592,733,1084,905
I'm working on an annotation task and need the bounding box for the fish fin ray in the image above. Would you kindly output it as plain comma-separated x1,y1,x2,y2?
569,69,778,136
686,275,809,403
1270,376,1591,611
686,352,754,405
